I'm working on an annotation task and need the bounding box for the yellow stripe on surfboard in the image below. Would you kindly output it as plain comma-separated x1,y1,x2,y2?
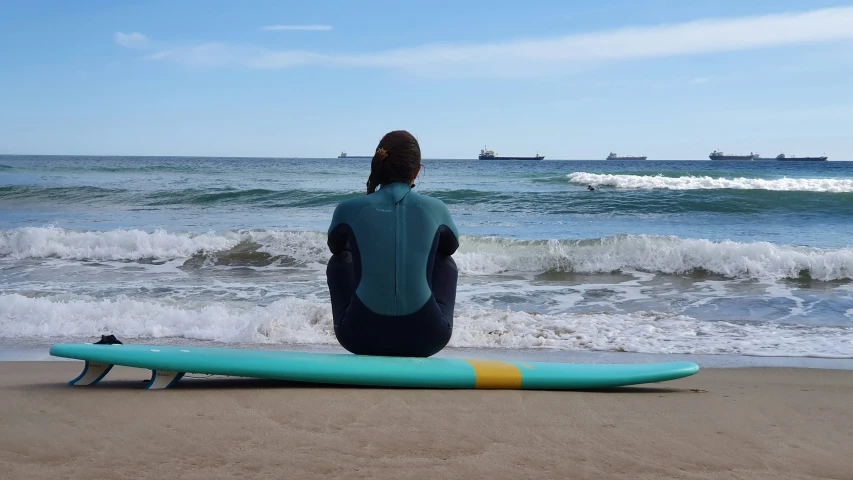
464,360,523,389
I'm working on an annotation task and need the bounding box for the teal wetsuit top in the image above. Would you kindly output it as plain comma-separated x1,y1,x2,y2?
327,182,459,316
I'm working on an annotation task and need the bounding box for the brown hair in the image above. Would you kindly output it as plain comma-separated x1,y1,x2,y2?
366,130,421,194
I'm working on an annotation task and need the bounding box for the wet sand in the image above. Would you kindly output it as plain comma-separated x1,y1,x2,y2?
1,362,851,479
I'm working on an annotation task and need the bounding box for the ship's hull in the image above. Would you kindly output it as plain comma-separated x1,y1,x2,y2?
709,155,756,160
607,156,647,160
776,157,828,162
479,156,544,160
338,155,372,159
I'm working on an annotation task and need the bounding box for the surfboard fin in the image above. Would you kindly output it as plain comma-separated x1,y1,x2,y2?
69,361,114,386
145,370,185,390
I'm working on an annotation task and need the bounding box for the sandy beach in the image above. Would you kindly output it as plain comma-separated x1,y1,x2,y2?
0,362,850,479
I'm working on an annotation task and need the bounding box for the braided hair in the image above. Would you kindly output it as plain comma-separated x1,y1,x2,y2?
366,130,422,194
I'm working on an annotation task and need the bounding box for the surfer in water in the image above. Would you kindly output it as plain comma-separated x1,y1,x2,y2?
326,130,459,357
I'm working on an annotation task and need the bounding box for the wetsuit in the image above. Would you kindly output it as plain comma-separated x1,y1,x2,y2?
326,182,459,357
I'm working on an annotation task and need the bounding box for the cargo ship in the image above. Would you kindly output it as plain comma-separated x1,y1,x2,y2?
709,150,757,161
773,153,828,162
338,151,372,159
606,152,647,160
478,146,544,160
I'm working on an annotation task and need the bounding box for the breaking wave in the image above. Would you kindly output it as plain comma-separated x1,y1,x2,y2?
568,172,853,192
2,227,852,281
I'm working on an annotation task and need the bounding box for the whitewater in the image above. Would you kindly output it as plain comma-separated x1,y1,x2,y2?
2,227,852,281
2,155,852,361
567,172,853,192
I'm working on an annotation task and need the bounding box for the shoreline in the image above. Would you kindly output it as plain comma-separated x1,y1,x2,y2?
2,362,851,479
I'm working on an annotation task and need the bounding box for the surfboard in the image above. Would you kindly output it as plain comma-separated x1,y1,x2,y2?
49,344,699,390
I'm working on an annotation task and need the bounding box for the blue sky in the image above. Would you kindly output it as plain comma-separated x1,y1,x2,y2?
1,0,852,159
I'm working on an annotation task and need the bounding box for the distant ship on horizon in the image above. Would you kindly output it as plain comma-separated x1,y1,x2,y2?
478,146,544,161
756,153,828,162
606,152,647,161
709,150,758,161
338,151,372,159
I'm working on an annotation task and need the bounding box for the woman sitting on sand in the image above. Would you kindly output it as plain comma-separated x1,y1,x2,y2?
326,130,459,357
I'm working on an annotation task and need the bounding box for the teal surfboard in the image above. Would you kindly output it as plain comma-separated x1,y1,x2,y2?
49,344,699,390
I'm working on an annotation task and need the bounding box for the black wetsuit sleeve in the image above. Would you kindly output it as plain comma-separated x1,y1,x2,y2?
431,200,459,255
327,204,351,254
437,224,459,255
328,223,349,254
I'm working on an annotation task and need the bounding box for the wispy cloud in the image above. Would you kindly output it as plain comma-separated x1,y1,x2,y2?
261,25,333,31
143,7,853,75
690,77,711,85
115,32,149,49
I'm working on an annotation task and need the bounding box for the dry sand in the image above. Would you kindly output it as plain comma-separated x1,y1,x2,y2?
1,362,851,480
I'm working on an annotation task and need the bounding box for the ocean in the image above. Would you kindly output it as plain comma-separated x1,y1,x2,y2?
2,155,852,363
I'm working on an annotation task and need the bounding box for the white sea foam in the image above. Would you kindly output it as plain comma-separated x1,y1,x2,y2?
567,172,853,192
0,294,333,344
456,235,853,281
3,227,852,280
0,226,329,264
2,294,851,358
0,226,241,261
250,230,330,266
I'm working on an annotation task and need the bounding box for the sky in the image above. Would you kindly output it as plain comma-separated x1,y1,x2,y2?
1,0,852,160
